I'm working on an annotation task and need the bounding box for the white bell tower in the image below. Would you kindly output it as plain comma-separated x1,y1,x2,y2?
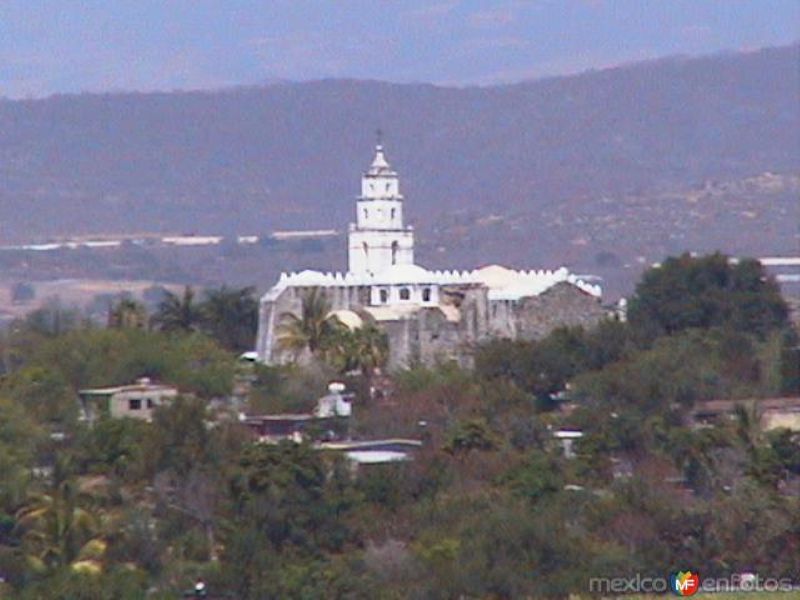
348,142,414,275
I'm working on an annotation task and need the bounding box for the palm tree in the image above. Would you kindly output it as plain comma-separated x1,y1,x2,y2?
733,401,763,452
108,297,149,330
276,289,343,359
348,323,389,379
323,320,389,384
15,479,103,571
152,286,203,333
200,286,259,352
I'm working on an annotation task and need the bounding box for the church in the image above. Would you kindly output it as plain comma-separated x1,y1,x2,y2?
255,144,607,368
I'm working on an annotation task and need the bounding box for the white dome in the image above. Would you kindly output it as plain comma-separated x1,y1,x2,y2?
472,264,519,288
330,309,363,330
371,263,434,284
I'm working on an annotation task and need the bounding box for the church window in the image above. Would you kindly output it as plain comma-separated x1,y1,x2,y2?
379,289,388,303
363,208,368,219
422,287,431,302
391,208,396,220
363,242,369,261
399,287,410,300
391,240,399,265
385,182,391,192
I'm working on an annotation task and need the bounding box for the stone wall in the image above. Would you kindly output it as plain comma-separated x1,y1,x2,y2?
380,284,488,368
257,280,608,368
256,284,371,363
512,281,607,340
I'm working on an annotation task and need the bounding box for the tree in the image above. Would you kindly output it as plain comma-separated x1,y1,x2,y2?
628,253,788,339
73,418,149,481
199,286,258,352
3,366,77,426
15,477,103,572
11,282,35,304
348,323,389,378
3,328,235,401
107,298,148,330
222,443,356,597
444,418,497,453
767,428,800,475
276,289,343,359
20,299,81,338
152,287,203,333
0,398,44,512
325,322,389,379
146,397,214,477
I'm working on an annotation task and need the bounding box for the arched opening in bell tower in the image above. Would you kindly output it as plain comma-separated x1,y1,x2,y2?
391,240,399,265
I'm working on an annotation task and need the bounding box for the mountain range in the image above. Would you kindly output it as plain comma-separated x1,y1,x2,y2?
0,43,797,294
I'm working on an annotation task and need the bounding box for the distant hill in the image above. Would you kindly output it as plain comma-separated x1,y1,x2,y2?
0,44,797,293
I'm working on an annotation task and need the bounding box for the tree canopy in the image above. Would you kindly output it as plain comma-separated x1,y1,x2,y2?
628,252,789,338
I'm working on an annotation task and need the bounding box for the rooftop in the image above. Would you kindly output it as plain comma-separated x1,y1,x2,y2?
79,378,178,397
268,264,602,301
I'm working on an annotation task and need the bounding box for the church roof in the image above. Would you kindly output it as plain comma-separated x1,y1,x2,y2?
472,264,520,288
269,263,601,299
370,263,434,284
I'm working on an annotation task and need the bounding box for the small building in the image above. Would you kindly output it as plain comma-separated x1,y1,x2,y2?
691,397,800,431
241,382,353,443
553,429,583,459
240,414,319,444
79,378,179,423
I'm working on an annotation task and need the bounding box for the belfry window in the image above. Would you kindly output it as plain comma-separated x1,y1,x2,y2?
391,241,399,265
363,208,368,219
379,289,388,303
391,208,396,220
422,287,431,302
399,287,410,301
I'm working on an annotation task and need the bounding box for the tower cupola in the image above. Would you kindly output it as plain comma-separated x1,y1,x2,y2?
348,142,414,275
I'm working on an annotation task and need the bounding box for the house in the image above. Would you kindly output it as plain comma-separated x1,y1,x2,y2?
691,397,800,431
78,378,179,423
239,383,423,467
241,382,353,443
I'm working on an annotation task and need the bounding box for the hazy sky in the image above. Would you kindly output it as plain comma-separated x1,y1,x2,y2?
1,0,798,98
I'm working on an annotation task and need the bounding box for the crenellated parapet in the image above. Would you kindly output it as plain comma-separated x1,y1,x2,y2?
263,263,601,305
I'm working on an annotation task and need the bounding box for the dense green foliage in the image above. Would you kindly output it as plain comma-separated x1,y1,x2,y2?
0,253,798,598
628,252,789,339
276,289,390,381
151,285,259,352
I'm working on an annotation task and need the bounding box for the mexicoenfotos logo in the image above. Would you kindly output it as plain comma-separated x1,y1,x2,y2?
670,571,700,596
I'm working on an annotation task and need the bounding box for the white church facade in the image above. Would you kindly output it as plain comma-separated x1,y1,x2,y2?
256,144,607,368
